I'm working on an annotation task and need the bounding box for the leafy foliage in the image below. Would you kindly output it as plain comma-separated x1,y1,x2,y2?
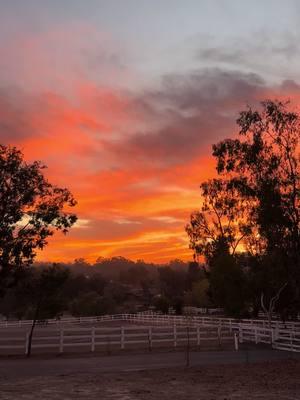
0,145,77,294
186,178,251,261
186,100,300,317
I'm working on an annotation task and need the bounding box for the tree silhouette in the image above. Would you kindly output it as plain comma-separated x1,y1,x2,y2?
213,100,300,314
187,100,300,317
213,100,299,260
24,265,70,357
186,178,251,262
0,144,77,295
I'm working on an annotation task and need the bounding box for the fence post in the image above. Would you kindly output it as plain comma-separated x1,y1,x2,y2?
234,332,239,351
25,331,29,355
239,327,243,343
106,335,111,355
91,327,95,352
186,325,190,368
274,327,279,343
217,326,222,347
59,328,64,353
271,329,275,344
121,326,125,350
173,324,177,348
148,327,152,351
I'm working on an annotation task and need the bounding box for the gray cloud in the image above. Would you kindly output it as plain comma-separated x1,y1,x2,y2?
0,88,37,142
194,31,300,83
108,68,268,166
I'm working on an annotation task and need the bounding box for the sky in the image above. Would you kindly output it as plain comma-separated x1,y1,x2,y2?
1,0,300,263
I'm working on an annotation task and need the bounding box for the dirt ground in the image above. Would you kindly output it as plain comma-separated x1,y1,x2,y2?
0,360,299,399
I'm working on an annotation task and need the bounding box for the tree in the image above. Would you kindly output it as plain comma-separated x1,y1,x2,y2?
0,145,77,295
153,294,170,314
187,100,300,317
70,291,116,317
186,178,251,263
208,240,247,317
213,100,299,259
25,265,70,357
261,282,287,329
119,265,149,286
158,267,186,297
212,100,300,315
184,279,211,309
186,261,203,290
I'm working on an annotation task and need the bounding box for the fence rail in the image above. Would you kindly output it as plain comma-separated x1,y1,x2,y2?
237,325,300,353
0,324,233,355
0,314,125,328
0,312,299,354
125,313,300,332
1,313,300,331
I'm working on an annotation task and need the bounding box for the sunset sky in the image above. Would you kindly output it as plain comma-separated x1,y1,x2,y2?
1,1,300,263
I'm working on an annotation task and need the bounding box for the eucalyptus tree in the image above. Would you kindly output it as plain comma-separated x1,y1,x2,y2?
0,144,77,295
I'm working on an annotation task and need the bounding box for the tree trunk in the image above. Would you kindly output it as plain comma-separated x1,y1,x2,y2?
26,298,42,357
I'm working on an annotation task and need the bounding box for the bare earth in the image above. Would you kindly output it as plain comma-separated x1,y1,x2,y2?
0,360,299,400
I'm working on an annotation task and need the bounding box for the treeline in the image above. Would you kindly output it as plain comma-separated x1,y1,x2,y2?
2,252,288,321
46,257,189,279
0,258,212,320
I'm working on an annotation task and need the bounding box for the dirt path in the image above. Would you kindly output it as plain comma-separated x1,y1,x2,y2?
0,349,299,380
0,360,299,399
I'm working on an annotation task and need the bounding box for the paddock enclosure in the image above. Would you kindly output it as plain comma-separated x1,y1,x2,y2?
0,313,299,356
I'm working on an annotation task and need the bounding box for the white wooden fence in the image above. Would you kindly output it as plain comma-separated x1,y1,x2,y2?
0,312,299,354
237,324,300,353
0,314,125,328
131,314,300,353
1,313,300,331
126,313,300,332
0,325,233,355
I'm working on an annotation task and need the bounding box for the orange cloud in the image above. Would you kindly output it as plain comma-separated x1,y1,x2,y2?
2,28,300,263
